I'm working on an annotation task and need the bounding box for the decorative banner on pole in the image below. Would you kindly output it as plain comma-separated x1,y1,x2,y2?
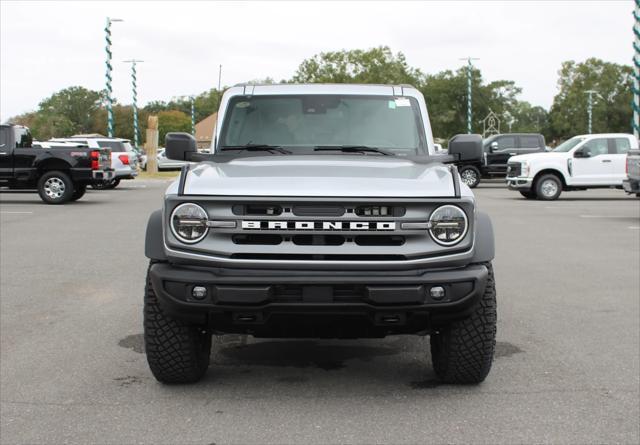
104,17,122,138
633,0,640,138
482,110,500,137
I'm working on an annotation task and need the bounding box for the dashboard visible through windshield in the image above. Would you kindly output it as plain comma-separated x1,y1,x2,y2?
218,95,427,155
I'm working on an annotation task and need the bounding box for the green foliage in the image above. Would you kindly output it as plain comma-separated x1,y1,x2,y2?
157,110,191,145
549,58,632,138
292,46,424,85
5,52,633,146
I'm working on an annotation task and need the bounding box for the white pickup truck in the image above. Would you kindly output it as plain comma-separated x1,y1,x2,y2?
506,133,638,200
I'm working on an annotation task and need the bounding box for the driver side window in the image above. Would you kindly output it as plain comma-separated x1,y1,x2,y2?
581,139,608,156
497,136,516,150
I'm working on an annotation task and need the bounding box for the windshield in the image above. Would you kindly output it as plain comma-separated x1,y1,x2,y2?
553,137,585,152
219,95,426,155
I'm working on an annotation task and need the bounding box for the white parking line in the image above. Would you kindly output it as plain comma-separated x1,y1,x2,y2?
0,211,33,214
579,215,606,218
629,226,640,230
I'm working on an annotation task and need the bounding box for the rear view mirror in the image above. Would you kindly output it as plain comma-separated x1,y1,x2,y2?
165,133,197,161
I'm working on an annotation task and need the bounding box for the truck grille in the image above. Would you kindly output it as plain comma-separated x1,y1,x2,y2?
165,197,475,265
506,162,521,177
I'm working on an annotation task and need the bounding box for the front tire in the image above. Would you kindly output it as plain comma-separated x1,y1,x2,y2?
37,171,74,204
458,165,481,188
535,174,562,200
144,262,212,384
430,262,497,384
519,190,537,199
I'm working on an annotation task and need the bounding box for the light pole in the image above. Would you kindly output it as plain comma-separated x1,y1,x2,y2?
104,17,123,137
633,0,640,138
124,59,143,148
584,90,600,134
460,57,480,134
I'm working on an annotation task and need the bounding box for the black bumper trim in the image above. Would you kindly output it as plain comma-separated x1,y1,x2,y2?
149,263,489,333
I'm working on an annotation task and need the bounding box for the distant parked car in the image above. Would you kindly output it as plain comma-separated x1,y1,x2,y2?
450,133,546,188
51,136,138,189
138,148,189,171
506,133,637,200
622,147,640,197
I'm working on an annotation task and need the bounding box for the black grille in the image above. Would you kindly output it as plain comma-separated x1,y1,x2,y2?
506,163,521,177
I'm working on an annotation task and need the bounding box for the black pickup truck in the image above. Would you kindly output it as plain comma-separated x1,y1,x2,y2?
450,133,546,188
0,124,113,204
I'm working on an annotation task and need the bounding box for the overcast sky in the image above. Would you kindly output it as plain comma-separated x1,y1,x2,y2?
0,0,633,121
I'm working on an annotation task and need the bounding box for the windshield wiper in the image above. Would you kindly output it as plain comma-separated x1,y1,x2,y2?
313,145,394,156
220,144,291,154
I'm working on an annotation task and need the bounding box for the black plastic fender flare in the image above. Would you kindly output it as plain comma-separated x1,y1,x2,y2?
471,211,495,263
145,209,167,261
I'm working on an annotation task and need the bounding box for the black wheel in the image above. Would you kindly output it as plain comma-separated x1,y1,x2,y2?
37,171,74,204
144,262,211,384
458,166,481,188
430,262,497,384
535,174,562,200
109,178,121,189
70,184,87,201
519,190,537,199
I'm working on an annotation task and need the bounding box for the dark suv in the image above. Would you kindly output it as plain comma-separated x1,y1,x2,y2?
454,133,546,188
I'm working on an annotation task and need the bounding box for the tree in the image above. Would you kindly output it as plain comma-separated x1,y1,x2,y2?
157,110,191,145
37,86,103,135
91,105,149,142
548,58,633,138
292,46,424,85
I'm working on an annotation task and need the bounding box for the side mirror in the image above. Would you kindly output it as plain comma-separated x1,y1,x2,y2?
448,134,483,162
490,141,499,152
165,132,197,161
574,149,590,158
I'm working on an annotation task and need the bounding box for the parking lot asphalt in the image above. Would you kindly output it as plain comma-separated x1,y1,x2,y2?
1,180,639,445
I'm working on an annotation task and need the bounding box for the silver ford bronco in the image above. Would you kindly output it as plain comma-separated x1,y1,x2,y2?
144,84,497,384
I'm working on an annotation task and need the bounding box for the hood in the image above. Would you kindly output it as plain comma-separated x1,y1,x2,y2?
509,151,567,163
174,155,457,197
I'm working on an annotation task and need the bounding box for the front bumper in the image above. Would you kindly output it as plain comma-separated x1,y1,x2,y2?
506,176,533,190
622,179,640,194
149,262,489,337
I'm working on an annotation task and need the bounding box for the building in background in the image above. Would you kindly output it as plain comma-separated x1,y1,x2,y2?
194,113,217,150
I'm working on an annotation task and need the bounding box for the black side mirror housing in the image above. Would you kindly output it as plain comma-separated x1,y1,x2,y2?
574,149,590,158
448,134,483,162
489,141,499,152
165,132,197,161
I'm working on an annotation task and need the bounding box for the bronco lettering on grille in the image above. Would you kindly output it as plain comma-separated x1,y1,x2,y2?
241,221,396,231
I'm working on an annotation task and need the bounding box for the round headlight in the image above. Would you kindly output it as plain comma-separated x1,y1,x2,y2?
429,205,468,246
170,203,209,244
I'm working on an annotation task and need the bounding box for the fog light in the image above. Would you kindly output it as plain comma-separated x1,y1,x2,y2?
192,286,208,300
430,286,445,300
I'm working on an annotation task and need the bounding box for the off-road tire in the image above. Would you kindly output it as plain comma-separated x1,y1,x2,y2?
430,262,497,384
519,190,537,199
70,184,87,201
144,262,212,384
534,174,562,200
458,165,481,188
37,170,74,204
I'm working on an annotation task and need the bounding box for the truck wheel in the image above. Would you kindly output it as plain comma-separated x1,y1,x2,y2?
37,171,74,204
108,178,121,189
458,166,481,188
144,262,211,384
519,191,537,199
70,184,87,201
535,174,562,200
430,262,497,384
